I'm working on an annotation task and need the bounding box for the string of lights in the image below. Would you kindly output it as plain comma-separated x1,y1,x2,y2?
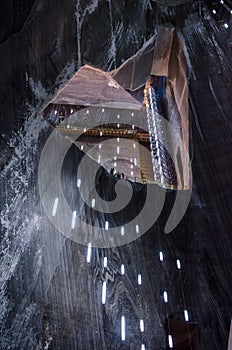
207,0,232,29
144,83,178,189
158,240,193,349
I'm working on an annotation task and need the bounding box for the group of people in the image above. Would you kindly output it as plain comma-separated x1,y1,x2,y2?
110,168,125,179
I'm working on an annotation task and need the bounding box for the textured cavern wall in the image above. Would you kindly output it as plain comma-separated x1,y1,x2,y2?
0,0,232,349
0,0,78,169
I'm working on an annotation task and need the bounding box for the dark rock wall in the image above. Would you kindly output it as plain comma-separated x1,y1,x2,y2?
0,1,231,349
0,0,78,168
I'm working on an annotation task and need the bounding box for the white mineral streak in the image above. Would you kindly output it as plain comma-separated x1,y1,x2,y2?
0,63,76,342
0,111,44,323
76,0,100,67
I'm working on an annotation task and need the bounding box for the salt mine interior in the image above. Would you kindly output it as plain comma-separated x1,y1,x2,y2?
0,0,231,349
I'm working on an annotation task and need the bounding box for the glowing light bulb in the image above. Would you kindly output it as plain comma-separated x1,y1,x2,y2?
105,221,109,230
140,319,144,332
87,243,91,263
71,211,76,229
184,309,189,322
52,198,59,216
102,281,106,304
121,316,126,341
168,335,173,348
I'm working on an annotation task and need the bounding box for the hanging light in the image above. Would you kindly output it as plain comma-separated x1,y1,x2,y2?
184,309,189,322
176,259,181,269
87,243,92,263
52,198,59,216
102,281,107,304
163,291,168,303
103,257,108,267
121,316,126,341
140,319,145,332
168,335,173,348
71,211,76,229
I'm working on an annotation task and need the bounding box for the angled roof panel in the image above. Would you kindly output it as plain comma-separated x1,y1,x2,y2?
52,64,140,109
